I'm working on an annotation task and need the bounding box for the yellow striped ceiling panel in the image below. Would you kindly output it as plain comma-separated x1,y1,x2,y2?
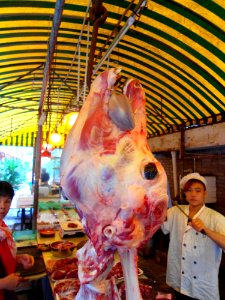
0,0,225,145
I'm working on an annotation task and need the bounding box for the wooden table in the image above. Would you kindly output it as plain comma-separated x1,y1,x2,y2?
37,230,88,299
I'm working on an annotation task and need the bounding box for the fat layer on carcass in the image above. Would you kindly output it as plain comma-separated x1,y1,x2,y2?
60,68,168,299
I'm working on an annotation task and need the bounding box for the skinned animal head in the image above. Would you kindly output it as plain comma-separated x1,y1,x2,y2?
60,68,168,255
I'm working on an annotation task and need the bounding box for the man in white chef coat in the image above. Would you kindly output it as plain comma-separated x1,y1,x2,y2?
161,172,225,300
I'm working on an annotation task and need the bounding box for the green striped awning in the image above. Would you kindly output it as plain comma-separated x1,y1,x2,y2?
0,0,225,146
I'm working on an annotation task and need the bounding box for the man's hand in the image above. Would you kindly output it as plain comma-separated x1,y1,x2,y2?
190,218,225,249
190,218,205,233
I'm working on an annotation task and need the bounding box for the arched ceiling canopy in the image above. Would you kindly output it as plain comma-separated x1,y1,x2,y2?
0,0,225,147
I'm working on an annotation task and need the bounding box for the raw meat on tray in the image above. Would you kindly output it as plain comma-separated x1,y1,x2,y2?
61,68,168,299
107,262,142,280
118,281,153,299
47,257,78,281
54,279,80,300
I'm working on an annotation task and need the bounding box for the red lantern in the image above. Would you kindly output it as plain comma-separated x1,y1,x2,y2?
41,149,52,158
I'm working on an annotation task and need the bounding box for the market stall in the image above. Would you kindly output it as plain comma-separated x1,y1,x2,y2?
12,209,175,300
13,212,88,300
38,233,174,300
1,1,225,299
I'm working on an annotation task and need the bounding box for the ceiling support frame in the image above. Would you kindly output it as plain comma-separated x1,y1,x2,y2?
0,63,44,91
86,0,108,89
93,0,147,75
33,0,65,230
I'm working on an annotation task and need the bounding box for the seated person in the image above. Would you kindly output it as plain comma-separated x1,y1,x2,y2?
41,168,50,186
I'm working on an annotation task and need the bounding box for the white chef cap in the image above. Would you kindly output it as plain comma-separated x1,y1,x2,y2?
180,172,207,190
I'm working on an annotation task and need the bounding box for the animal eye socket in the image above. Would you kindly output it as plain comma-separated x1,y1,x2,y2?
143,163,158,180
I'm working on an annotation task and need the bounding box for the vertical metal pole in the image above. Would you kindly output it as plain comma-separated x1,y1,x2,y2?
32,0,65,230
171,151,178,198
32,125,43,230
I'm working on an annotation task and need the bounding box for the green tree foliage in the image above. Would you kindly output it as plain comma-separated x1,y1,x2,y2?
0,158,29,191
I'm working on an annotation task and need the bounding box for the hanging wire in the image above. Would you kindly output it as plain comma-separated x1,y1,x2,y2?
54,88,60,133
93,0,135,65
77,40,81,104
10,118,13,137
45,62,53,144
32,74,35,90
106,56,110,70
57,0,92,92
83,19,90,103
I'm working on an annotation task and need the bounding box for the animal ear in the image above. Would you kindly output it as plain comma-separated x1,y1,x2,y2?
108,91,135,131
78,69,122,150
123,79,147,136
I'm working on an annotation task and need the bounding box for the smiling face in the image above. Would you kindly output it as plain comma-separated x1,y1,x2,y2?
0,196,11,221
184,180,206,210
